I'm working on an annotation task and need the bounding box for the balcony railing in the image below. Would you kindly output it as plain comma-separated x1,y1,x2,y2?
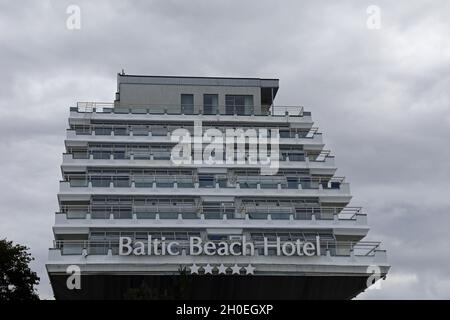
65,149,333,163
62,175,345,190
52,239,381,257
67,126,321,140
72,102,308,117
58,204,363,221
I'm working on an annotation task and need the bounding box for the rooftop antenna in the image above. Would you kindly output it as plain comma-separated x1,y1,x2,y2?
121,68,125,75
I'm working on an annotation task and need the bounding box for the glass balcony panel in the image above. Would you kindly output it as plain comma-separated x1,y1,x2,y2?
91,177,110,187
61,243,83,255
199,177,214,188
66,211,87,219
132,126,149,136
294,209,313,220
74,128,91,135
288,153,305,161
335,243,351,256
134,176,154,187
155,178,175,188
114,127,127,136
115,107,129,114
113,151,126,159
152,152,170,160
94,127,112,135
182,212,199,219
92,151,110,159
261,182,279,189
176,176,195,188
88,243,108,255
131,107,147,114
300,179,312,189
113,177,130,187
132,150,150,160
159,212,178,219
204,212,222,219
271,213,291,220
135,212,157,219
70,178,88,187
113,210,132,219
248,212,267,220
91,211,109,219
72,152,88,159
151,127,168,136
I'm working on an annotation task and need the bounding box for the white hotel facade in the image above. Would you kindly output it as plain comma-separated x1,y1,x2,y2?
46,73,389,299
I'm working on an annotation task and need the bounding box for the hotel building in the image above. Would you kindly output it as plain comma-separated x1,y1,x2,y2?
46,73,389,299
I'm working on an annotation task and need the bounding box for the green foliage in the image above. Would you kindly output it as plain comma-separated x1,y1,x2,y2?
0,238,40,300
123,281,158,300
123,265,192,300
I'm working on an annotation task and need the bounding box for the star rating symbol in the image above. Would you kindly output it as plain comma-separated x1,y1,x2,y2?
189,263,200,274
231,264,242,274
188,263,255,275
217,264,228,274
203,264,213,274
244,264,255,275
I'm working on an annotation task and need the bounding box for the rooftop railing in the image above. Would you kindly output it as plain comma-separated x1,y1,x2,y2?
72,102,308,117
52,239,381,257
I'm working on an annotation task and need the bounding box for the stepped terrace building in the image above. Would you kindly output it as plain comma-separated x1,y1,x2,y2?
46,73,389,299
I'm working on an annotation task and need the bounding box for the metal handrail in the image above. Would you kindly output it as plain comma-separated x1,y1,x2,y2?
61,175,346,191
69,125,321,140
58,204,363,220
73,102,306,117
65,151,333,161
62,174,344,183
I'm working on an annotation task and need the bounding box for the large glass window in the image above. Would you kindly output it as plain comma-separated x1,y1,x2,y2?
203,94,218,115
225,95,254,115
181,94,194,114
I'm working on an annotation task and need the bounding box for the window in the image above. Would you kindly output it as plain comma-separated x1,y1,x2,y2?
181,94,194,114
225,95,254,115
203,94,218,115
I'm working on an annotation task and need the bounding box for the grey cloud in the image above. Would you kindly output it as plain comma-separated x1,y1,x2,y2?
0,0,449,299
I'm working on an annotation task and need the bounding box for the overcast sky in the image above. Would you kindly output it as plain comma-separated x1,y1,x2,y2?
0,0,449,299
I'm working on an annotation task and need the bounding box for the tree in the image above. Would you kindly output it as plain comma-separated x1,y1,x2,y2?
0,238,40,300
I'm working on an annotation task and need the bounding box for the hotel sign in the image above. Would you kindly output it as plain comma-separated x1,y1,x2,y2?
119,236,321,257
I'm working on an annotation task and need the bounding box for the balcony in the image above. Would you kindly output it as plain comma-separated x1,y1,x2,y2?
51,238,382,258
69,102,313,126
54,204,367,231
60,174,349,196
58,177,351,203
62,174,346,190
61,151,336,174
65,127,324,148
73,102,307,116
